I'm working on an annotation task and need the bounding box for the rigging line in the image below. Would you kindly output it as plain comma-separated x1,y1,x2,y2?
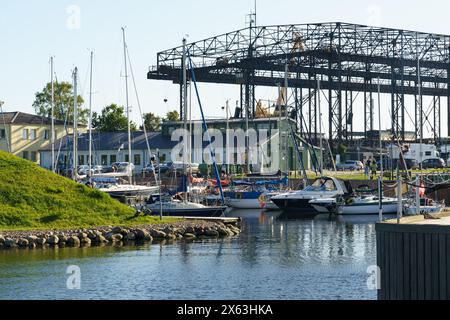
79,54,91,99
187,52,225,205
53,74,71,170
126,46,159,186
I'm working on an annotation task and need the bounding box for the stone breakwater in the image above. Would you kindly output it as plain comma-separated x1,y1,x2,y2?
0,220,242,250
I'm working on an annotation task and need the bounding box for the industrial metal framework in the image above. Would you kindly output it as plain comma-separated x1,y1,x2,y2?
148,22,450,146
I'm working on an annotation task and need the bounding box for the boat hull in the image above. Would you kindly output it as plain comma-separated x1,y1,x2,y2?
226,198,262,209
404,206,444,216
149,207,227,217
271,198,320,218
338,203,398,215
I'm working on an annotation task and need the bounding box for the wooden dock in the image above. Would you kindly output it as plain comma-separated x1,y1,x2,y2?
376,211,450,300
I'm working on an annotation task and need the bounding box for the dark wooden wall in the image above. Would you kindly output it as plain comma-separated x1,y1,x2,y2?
376,223,450,300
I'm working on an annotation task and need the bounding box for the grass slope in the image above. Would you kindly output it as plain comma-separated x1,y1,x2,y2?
0,151,165,231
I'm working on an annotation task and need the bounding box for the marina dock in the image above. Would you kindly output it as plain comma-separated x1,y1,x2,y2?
376,210,450,300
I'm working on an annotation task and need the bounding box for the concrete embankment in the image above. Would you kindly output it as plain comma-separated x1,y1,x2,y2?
0,219,242,250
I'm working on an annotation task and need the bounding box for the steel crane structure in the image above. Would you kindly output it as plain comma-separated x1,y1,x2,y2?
147,22,450,147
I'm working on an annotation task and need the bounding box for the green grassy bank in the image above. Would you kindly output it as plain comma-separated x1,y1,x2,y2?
0,151,170,231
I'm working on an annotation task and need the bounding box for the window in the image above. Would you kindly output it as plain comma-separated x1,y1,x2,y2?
22,151,29,160
134,154,141,166
101,155,108,166
78,155,85,165
30,152,37,162
54,130,57,141
0,129,5,139
22,129,29,140
30,129,37,140
425,151,432,157
110,155,117,164
44,130,50,140
125,154,130,163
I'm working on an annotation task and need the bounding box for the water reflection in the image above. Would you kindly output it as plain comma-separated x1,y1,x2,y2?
0,210,378,300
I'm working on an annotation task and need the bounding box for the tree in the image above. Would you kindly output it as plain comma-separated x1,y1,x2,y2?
33,81,88,124
142,113,162,132
165,110,180,122
92,104,137,132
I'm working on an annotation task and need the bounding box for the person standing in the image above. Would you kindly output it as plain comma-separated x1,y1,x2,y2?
370,160,378,180
364,160,371,178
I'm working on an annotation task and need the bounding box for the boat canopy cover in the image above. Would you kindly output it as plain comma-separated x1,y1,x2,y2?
91,177,117,184
255,177,289,186
232,180,254,186
233,178,288,186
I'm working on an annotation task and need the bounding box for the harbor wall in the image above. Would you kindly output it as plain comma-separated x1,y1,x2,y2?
376,217,450,300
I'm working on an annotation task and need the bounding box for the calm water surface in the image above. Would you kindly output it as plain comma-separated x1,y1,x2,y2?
0,211,382,300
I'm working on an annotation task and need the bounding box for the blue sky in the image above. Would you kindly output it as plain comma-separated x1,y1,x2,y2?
1,0,449,137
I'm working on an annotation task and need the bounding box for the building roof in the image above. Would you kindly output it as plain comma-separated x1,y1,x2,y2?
0,111,82,126
40,131,179,152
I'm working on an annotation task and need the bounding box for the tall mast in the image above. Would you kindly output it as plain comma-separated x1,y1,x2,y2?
417,54,423,215
284,63,289,176
318,79,323,176
378,77,384,222
72,67,78,181
418,56,423,169
50,57,55,172
122,27,132,184
182,38,188,203
88,51,94,183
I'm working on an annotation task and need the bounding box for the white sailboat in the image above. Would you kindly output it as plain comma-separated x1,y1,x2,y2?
310,196,400,215
144,38,227,217
85,43,157,199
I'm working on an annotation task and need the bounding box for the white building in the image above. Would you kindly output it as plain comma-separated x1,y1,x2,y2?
39,131,177,173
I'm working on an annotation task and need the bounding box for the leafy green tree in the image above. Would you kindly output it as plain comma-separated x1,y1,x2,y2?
33,81,87,124
165,110,180,122
92,104,137,132
142,112,162,132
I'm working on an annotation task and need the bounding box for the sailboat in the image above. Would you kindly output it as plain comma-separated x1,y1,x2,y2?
402,57,444,216
84,45,158,200
144,38,227,217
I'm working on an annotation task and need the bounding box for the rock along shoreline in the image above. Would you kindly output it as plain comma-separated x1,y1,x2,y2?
0,220,242,250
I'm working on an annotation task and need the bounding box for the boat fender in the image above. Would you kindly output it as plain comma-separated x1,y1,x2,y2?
345,198,355,205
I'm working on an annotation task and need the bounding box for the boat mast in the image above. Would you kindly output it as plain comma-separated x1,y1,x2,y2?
416,54,423,215
284,63,289,177
72,67,78,181
50,57,55,172
122,27,132,185
182,38,188,203
318,79,323,176
88,51,94,184
378,77,384,222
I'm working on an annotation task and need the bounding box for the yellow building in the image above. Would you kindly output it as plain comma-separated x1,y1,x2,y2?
0,111,84,164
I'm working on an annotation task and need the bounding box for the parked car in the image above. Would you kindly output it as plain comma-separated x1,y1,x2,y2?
420,158,446,169
158,162,172,174
92,165,104,174
111,162,135,172
142,164,157,175
99,166,114,174
336,160,364,171
377,158,419,171
77,165,91,176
